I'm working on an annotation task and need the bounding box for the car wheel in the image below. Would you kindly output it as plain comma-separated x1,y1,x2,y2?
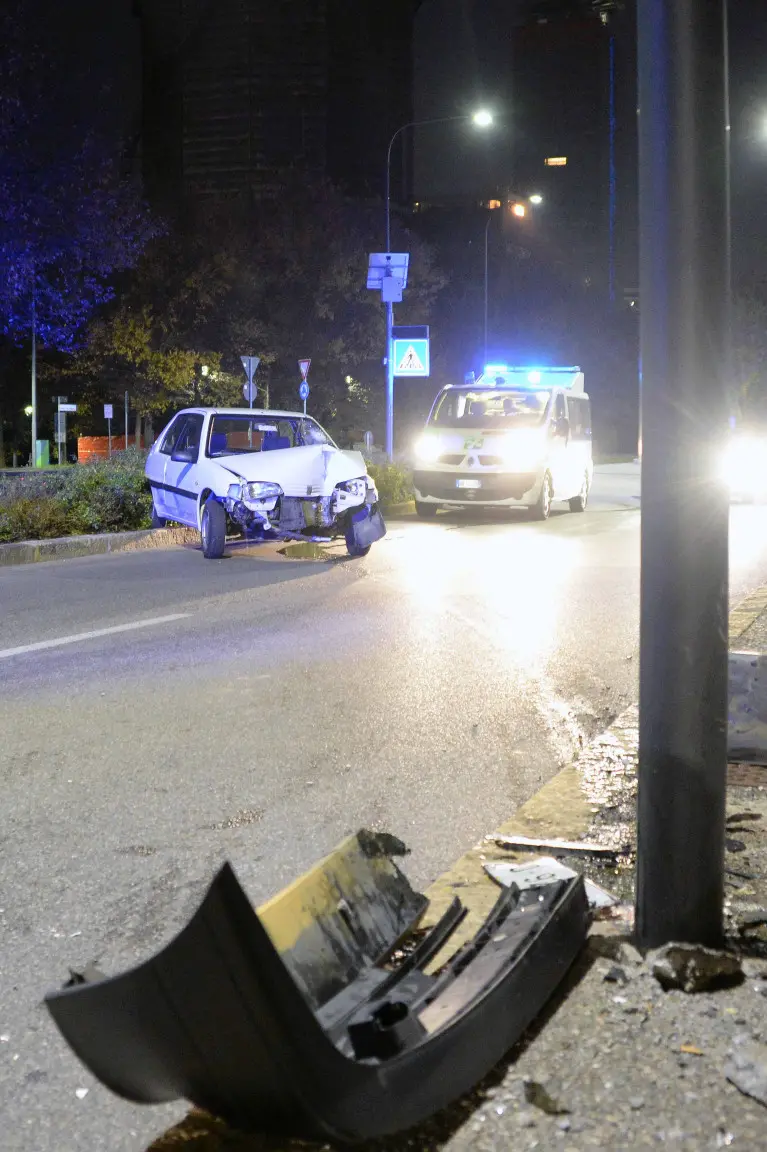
201,497,227,559
150,506,168,529
529,472,553,521
569,473,590,513
415,501,439,519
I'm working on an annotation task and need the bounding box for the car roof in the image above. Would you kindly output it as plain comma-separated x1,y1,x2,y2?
177,408,316,419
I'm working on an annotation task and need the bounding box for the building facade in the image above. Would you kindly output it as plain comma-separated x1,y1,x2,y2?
134,0,419,209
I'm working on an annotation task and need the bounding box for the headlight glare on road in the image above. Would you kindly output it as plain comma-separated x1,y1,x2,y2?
416,436,440,463
721,437,767,498
244,481,282,501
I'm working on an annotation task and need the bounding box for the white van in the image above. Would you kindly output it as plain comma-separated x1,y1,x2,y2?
412,365,593,520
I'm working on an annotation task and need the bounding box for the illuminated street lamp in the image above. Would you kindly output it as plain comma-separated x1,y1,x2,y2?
381,108,494,458
24,405,33,416
529,193,544,205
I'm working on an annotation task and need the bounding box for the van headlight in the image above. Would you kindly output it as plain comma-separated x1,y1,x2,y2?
415,436,440,463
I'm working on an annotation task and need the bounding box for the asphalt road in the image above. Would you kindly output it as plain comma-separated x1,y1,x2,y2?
2,465,767,1152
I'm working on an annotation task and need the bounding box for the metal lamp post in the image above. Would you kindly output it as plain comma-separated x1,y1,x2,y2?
383,110,493,459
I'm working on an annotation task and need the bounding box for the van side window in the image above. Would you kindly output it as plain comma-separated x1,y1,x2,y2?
567,398,592,441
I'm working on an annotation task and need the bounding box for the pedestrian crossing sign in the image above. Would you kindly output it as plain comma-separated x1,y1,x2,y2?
393,337,429,377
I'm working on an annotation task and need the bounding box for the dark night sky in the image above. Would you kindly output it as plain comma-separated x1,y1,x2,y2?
32,0,767,282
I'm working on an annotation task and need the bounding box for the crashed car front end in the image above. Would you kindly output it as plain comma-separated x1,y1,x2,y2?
224,473,382,541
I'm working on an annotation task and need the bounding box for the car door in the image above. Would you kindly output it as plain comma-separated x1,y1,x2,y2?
548,391,572,495
149,415,186,519
162,414,204,525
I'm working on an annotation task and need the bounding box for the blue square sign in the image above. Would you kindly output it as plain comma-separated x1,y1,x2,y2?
393,337,429,377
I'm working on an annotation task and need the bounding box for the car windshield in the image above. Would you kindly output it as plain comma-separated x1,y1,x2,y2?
429,389,551,430
206,415,334,456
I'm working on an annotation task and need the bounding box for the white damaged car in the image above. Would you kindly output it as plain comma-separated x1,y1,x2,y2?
145,408,386,558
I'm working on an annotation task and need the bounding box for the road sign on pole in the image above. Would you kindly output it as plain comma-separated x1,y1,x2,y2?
393,338,429,377
298,360,311,414
240,356,260,408
104,404,113,459
367,254,411,460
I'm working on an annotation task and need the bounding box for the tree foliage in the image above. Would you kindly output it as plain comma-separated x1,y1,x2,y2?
0,4,159,351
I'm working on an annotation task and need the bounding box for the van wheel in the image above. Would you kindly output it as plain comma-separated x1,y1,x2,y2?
569,473,590,513
201,498,227,559
415,501,439,519
529,473,553,521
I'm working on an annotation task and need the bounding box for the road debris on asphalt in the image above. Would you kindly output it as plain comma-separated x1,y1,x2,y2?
649,942,744,993
725,1039,767,1106
486,833,627,859
44,829,591,1143
484,855,618,909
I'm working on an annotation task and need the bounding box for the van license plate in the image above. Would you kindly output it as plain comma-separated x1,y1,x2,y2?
456,479,482,489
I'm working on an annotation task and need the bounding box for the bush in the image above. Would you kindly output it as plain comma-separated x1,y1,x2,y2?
0,496,83,543
0,449,153,543
367,462,413,507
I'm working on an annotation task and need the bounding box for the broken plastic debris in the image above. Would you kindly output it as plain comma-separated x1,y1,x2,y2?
485,857,618,910
75,1088,89,1100
45,830,590,1142
487,833,626,859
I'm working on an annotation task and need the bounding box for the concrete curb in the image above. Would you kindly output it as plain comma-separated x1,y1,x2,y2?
0,504,413,567
0,527,203,567
419,585,767,962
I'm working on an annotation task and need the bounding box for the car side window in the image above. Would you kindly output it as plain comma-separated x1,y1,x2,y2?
159,416,185,455
175,415,203,457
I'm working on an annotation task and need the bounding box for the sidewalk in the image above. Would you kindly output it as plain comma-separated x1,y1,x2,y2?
144,590,767,1152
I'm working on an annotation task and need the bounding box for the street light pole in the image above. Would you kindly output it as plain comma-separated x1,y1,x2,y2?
635,0,730,948
30,289,37,467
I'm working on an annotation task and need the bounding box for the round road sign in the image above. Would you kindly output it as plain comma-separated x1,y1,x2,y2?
299,381,310,401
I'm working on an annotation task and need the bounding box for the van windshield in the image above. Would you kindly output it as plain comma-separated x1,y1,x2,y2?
429,389,551,430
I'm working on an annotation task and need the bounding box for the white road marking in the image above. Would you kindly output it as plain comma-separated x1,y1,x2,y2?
0,614,191,660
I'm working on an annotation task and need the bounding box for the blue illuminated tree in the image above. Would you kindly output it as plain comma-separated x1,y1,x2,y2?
0,6,159,353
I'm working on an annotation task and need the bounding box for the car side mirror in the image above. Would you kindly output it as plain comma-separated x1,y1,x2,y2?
171,446,196,463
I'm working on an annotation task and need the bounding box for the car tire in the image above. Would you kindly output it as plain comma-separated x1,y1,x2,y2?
529,472,553,521
201,497,227,559
150,506,168,529
569,473,590,513
415,501,439,519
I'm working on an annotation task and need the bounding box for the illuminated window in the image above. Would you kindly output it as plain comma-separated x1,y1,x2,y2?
487,199,501,210
545,157,568,167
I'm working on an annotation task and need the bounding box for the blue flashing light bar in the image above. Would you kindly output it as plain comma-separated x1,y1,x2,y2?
478,365,583,391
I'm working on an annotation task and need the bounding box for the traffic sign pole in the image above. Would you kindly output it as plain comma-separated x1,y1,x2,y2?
386,303,394,459
298,360,311,415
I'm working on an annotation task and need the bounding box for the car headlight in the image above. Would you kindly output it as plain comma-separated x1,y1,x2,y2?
337,477,367,500
415,436,440,463
244,481,282,501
